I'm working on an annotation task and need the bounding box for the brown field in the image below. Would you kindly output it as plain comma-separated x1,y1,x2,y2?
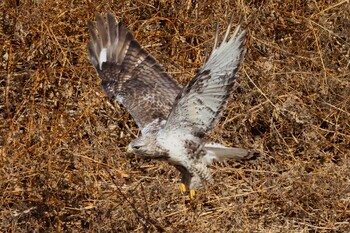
1,0,349,232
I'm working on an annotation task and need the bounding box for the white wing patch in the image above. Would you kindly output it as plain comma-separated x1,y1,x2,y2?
99,48,108,69
115,94,124,104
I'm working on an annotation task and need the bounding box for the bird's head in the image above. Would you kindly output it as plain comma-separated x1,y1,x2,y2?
126,119,168,158
126,136,156,155
126,136,149,155
126,135,169,159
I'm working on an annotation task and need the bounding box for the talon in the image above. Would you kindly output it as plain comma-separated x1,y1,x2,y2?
189,189,195,199
180,183,187,194
180,184,195,199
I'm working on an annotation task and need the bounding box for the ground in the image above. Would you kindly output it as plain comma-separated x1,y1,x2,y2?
0,0,349,232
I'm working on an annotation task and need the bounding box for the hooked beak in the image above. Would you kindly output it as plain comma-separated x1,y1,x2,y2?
126,145,134,155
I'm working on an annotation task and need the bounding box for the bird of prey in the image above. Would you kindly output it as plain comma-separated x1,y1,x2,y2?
88,12,255,198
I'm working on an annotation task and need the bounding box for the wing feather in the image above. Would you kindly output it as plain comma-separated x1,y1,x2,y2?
161,17,246,138
88,13,181,130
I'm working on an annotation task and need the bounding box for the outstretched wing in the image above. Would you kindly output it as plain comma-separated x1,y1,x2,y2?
87,13,181,130
162,16,246,138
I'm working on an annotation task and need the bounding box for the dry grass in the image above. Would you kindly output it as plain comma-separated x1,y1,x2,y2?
1,0,349,232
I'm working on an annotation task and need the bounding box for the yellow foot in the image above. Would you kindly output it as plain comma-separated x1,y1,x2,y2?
180,183,187,194
180,184,195,199
189,189,195,199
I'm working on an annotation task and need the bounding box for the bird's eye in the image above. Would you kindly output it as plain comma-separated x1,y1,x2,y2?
133,146,141,150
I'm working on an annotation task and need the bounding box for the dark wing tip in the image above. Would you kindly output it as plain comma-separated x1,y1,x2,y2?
107,12,115,19
87,21,97,41
87,41,98,68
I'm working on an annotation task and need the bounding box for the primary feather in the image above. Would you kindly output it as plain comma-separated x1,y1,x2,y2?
88,13,181,130
162,16,246,139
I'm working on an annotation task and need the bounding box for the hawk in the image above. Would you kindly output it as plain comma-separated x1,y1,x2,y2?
88,13,255,197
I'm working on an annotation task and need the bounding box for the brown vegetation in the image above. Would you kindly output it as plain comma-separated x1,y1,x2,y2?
1,0,349,232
